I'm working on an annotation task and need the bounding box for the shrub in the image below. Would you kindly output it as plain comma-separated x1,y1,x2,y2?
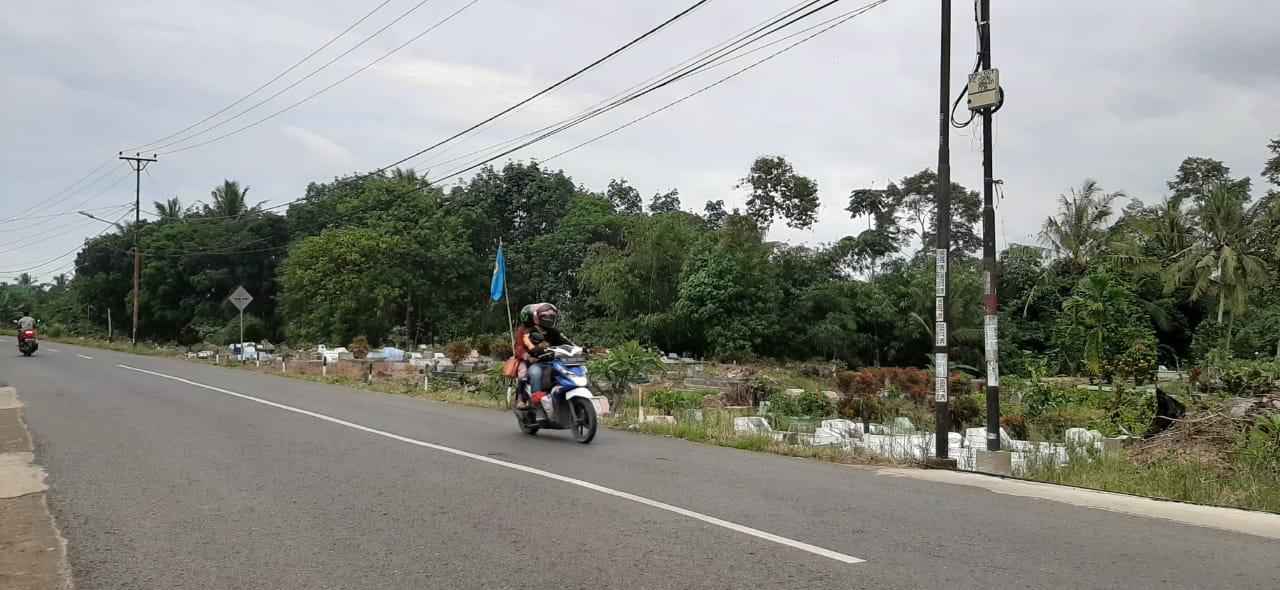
645,389,706,415
1032,406,1109,440
589,341,665,407
749,374,780,405
837,370,879,396
840,395,886,422
1000,414,1030,439
949,393,985,431
1114,341,1158,385
349,336,372,359
769,390,837,418
444,340,471,363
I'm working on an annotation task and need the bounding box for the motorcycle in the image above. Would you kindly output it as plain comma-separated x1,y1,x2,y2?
508,344,607,444
13,322,37,357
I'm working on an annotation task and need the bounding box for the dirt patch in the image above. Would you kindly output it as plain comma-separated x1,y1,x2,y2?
0,409,32,453
1130,411,1242,467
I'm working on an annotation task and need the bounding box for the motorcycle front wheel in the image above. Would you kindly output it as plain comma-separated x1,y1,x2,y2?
570,398,597,444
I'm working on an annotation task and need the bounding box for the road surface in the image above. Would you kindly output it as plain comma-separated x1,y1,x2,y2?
1,340,1277,589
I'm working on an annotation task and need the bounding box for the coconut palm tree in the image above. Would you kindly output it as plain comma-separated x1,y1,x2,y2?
202,180,264,218
153,197,187,220
1039,179,1127,273
1163,182,1269,347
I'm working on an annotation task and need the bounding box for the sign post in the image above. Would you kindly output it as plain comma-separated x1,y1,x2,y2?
227,286,253,360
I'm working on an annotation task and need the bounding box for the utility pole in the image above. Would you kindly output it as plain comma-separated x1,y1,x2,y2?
968,0,1005,452
931,0,954,465
119,152,156,346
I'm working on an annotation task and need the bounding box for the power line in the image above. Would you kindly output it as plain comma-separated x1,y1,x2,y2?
0,208,133,276
415,0,821,170
412,0,843,172
153,0,464,155
134,0,714,238
0,205,132,256
0,157,119,222
542,0,891,163
9,168,134,233
130,0,876,259
0,203,128,224
124,0,397,153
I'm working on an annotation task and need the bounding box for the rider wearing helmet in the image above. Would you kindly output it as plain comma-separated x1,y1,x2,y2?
513,302,573,409
15,310,36,345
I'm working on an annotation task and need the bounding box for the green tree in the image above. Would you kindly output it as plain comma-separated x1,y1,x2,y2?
606,178,643,215
1055,273,1153,378
737,155,820,230
1167,156,1251,208
153,197,187,220
202,179,263,219
648,188,681,215
1163,182,1270,348
1039,179,1126,274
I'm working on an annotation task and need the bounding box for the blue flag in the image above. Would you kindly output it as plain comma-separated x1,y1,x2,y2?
490,245,505,301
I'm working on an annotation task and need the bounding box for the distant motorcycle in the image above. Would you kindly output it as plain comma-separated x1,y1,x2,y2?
509,344,605,443
13,322,38,356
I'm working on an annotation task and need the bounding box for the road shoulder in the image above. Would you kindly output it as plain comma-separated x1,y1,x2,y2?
0,386,73,590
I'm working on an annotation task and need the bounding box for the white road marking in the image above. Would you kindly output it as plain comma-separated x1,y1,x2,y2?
46,348,60,353
76,354,94,360
116,364,865,564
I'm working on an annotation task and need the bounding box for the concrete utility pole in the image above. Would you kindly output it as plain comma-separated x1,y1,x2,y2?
931,0,954,465
968,0,1005,453
119,152,156,346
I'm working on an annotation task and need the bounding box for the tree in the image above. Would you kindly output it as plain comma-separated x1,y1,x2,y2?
202,180,263,219
153,197,187,220
737,155,820,230
1039,179,1126,273
606,178,643,215
1163,182,1270,348
877,169,982,255
648,188,681,215
1167,156,1251,208
1055,273,1154,379
702,199,728,229
15,273,35,287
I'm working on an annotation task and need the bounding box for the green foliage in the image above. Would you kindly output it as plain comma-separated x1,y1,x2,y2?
949,393,985,431
839,394,886,422
645,389,706,415
768,390,837,418
1112,340,1158,385
737,155,820,230
1032,406,1109,440
589,341,664,405
444,340,471,363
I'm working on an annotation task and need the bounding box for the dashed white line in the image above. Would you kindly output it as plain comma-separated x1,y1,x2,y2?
115,363,865,564
46,348,60,353
76,354,94,360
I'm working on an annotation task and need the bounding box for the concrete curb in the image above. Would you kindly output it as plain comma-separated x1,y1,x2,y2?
0,387,74,590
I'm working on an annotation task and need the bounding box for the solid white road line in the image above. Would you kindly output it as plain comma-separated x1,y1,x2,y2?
76,354,94,360
116,363,865,564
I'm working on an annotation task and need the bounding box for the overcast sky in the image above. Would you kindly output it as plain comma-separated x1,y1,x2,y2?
3,0,1279,280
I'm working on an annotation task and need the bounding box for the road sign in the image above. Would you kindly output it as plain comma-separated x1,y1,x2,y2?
228,286,253,311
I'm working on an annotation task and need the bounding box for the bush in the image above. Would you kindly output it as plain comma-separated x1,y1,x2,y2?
949,393,985,431
1032,406,1109,440
444,340,471,363
839,395,886,422
837,370,879,396
1113,341,1158,385
645,389,706,415
749,374,780,405
1000,414,1031,439
769,390,837,418
348,336,371,359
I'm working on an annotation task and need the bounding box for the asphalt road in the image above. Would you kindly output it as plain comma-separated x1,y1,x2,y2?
1,340,1277,589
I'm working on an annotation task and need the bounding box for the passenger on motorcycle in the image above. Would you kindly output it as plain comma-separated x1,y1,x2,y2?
513,303,573,410
16,311,35,340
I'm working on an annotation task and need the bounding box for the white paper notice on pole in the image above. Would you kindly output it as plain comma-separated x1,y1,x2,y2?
934,249,947,296
935,322,947,346
228,286,253,311
935,297,944,322
935,353,948,402
987,360,1000,387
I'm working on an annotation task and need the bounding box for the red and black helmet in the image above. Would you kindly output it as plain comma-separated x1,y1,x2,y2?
532,303,559,330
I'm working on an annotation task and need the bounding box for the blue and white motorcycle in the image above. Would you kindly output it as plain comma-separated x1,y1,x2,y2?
509,344,606,444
